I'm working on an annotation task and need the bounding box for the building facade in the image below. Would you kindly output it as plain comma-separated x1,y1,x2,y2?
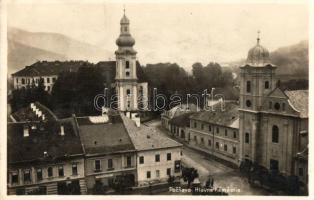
121,113,183,186
189,102,240,165
7,117,87,195
238,36,308,185
115,12,148,111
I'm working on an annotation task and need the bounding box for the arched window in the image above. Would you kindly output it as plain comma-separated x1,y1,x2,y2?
126,61,130,69
272,125,279,143
246,81,251,93
48,167,53,177
126,72,130,77
245,133,250,143
265,81,270,89
274,102,280,110
126,89,131,96
246,100,252,108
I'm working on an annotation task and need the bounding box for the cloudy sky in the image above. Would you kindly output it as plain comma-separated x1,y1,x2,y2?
8,2,308,70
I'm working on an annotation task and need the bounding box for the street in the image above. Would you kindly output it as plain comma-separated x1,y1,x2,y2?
143,120,272,195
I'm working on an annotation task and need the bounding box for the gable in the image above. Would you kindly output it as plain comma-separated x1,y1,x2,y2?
267,87,288,99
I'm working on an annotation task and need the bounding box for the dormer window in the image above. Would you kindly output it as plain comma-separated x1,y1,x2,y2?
274,102,280,110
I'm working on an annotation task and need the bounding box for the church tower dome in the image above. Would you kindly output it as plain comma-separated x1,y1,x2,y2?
246,32,271,67
116,12,135,48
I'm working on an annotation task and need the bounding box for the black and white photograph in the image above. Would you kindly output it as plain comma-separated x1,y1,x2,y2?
0,0,311,197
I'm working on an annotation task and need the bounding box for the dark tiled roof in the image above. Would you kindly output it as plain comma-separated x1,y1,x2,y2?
7,118,83,165
121,113,182,151
190,102,239,128
285,90,308,118
77,115,135,155
169,112,196,127
11,102,58,122
12,60,93,77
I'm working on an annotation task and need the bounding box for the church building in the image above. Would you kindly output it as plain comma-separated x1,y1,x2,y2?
115,11,148,112
239,34,308,185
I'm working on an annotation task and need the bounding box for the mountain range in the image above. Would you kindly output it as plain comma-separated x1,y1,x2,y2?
7,27,308,78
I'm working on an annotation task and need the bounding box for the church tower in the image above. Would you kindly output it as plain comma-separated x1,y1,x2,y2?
239,32,277,164
115,10,138,111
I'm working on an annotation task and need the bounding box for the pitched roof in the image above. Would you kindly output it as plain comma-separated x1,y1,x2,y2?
285,90,308,118
11,102,58,122
7,118,83,165
121,113,182,151
76,114,135,155
169,112,196,127
189,102,239,129
12,60,93,77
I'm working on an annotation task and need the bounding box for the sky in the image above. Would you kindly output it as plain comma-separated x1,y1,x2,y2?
7,2,309,70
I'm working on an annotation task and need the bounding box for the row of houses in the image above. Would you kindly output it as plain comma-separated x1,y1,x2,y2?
8,102,182,195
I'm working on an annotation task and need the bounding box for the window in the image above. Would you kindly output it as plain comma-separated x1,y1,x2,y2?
16,78,18,83
108,159,113,169
48,167,53,177
233,147,237,154
233,131,237,139
11,172,18,184
126,61,130,69
72,164,78,175
126,89,131,96
53,78,56,83
208,125,212,131
265,81,269,89
146,171,151,179
47,77,50,83
139,156,144,164
201,124,204,130
37,169,43,181
194,135,197,141
299,168,304,176
167,153,171,161
47,86,50,91
246,81,251,93
215,142,219,149
22,78,25,84
126,72,130,77
194,122,197,128
225,129,228,136
208,139,211,146
58,166,64,177
24,169,31,182
269,101,272,109
245,133,250,143
270,159,279,171
155,154,160,162
272,125,279,143
201,137,204,144
216,127,219,134
156,170,160,178
95,160,101,171
167,168,171,176
224,144,228,151
246,100,252,107
282,103,286,111
127,156,132,167
274,102,280,110
124,27,128,32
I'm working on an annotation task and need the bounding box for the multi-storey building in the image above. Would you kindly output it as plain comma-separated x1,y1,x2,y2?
114,12,148,111
75,112,137,192
7,117,86,195
189,102,240,165
121,113,183,186
238,36,308,185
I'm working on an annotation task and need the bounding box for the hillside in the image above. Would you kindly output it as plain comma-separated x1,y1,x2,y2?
8,27,112,74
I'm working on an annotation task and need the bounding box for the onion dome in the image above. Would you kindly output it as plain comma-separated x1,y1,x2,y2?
246,34,271,67
116,13,136,47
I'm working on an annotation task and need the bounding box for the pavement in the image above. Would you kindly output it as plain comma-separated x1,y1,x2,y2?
143,120,272,195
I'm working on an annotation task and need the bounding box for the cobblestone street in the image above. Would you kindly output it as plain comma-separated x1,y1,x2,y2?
144,120,272,195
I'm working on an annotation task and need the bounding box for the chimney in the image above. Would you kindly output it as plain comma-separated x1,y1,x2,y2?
42,114,46,121
60,125,65,136
131,113,141,127
23,126,29,137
